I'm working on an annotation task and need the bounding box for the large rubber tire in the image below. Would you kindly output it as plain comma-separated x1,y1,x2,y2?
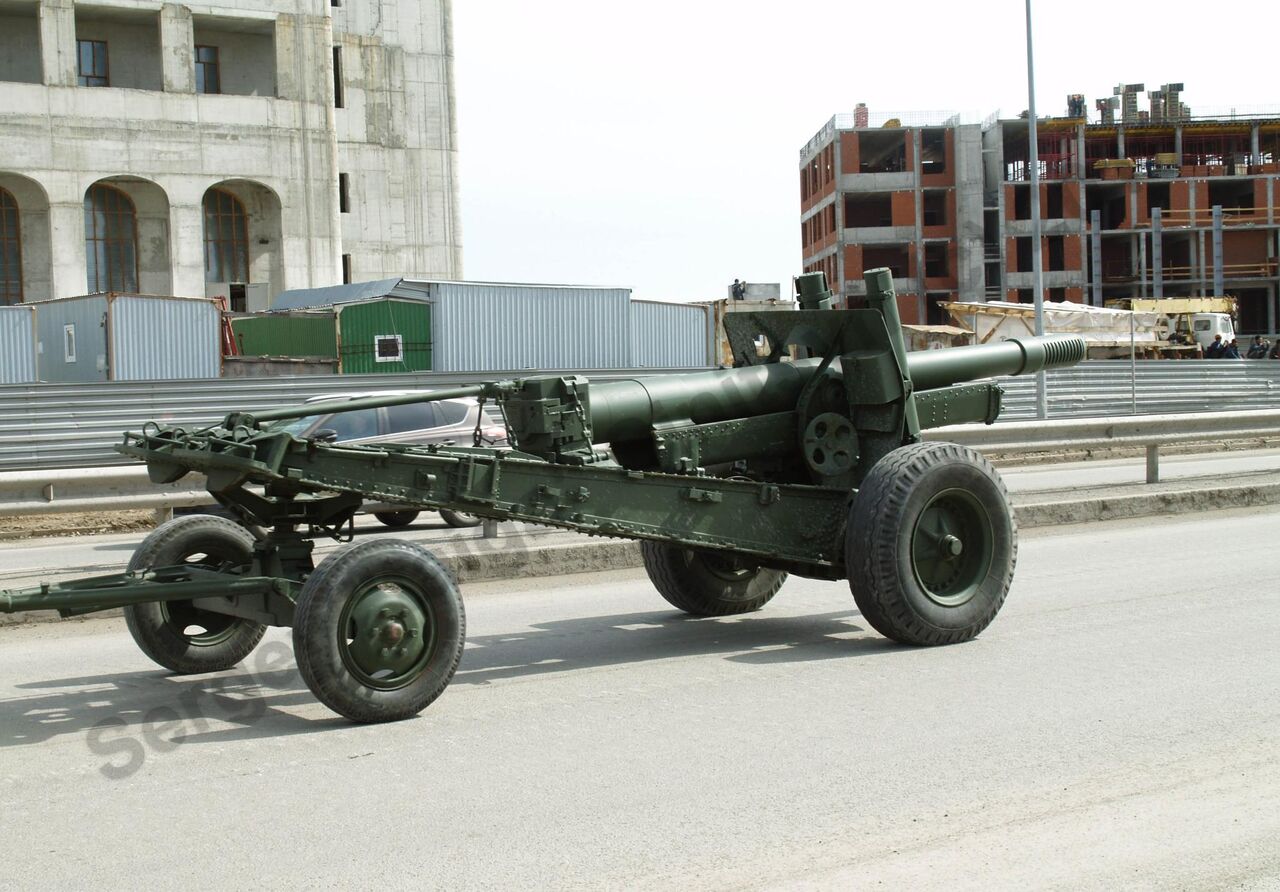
374,510,420,528
123,515,268,674
293,539,466,723
439,509,483,529
846,442,1016,645
640,541,787,616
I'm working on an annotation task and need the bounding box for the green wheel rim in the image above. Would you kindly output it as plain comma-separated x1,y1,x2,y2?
160,548,247,646
910,488,994,607
338,576,437,691
160,600,242,646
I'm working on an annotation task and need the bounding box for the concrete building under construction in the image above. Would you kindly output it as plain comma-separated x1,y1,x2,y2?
800,89,1280,335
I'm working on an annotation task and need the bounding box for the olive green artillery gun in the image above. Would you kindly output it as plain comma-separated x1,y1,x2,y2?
1,270,1086,722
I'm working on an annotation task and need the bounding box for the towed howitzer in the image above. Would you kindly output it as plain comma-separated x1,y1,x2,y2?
2,269,1086,722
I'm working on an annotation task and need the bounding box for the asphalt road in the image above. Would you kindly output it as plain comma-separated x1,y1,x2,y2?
1,507,1278,889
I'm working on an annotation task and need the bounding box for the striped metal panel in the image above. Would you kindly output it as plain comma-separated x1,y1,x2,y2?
3,360,1280,472
630,300,712,368
0,305,38,384
229,312,338,358
997,360,1280,419
109,295,222,381
335,299,431,374
0,367,707,471
403,281,633,372
33,294,108,383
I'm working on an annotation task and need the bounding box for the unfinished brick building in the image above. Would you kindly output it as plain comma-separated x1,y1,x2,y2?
801,98,1280,334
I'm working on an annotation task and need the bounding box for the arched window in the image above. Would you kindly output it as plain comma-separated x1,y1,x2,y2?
203,188,249,283
84,184,138,293
0,188,20,304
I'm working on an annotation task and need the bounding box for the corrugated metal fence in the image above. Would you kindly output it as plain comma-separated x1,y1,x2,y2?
0,368,705,471
2,360,1279,472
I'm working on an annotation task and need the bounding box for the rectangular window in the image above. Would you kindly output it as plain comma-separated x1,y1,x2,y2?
77,39,109,87
332,46,344,108
374,334,403,363
341,253,352,284
63,324,77,363
925,243,949,278
195,45,220,94
338,173,350,213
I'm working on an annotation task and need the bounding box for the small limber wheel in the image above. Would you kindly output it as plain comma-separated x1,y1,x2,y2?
124,515,268,674
846,442,1016,645
293,539,465,723
373,510,420,528
641,542,787,616
439,509,483,529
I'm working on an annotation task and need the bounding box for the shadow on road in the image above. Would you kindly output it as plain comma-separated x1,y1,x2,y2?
0,661,324,749
0,605,899,751
453,608,895,686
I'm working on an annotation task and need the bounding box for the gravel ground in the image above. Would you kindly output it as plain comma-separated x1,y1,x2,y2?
0,510,156,542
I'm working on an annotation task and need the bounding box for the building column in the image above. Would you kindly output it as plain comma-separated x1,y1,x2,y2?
1251,124,1261,166
1174,127,1183,166
47,201,87,299
160,4,194,94
170,202,206,298
39,0,77,87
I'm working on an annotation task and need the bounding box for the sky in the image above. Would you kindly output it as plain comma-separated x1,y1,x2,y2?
451,1,1277,302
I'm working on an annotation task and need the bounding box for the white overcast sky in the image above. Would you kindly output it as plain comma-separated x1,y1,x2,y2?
451,1,1276,302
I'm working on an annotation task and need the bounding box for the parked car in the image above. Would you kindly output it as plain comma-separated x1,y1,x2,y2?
271,392,508,528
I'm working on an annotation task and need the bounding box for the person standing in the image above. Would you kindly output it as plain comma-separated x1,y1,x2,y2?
731,279,746,300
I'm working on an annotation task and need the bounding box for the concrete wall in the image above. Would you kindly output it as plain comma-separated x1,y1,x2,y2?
0,11,43,84
74,13,163,92
0,0,461,304
191,23,276,96
331,0,462,282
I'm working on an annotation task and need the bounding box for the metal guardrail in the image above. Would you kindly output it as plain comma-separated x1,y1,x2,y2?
5,409,1279,518
3,361,1280,473
927,409,1280,483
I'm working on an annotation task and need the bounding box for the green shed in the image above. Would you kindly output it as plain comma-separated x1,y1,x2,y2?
229,311,338,358
335,297,432,374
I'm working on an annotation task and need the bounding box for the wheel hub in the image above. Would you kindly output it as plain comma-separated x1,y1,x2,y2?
911,489,994,608
346,584,429,682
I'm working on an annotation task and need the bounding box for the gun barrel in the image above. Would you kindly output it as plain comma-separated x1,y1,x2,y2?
589,334,1086,444
906,335,1087,391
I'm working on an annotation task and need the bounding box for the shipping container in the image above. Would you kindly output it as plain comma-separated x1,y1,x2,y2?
630,300,713,367
409,281,631,371
275,279,635,371
335,298,432,374
31,293,222,383
229,311,338,358
0,305,38,384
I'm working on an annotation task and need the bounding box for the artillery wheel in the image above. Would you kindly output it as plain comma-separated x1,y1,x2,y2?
373,510,420,528
641,542,787,616
439,509,483,529
846,442,1015,645
123,515,268,674
293,539,465,723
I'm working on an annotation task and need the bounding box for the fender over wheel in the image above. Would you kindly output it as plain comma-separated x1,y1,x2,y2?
123,515,268,674
293,539,466,723
641,542,787,616
846,442,1016,645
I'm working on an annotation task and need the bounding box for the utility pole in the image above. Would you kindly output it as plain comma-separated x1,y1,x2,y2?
1026,0,1048,419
